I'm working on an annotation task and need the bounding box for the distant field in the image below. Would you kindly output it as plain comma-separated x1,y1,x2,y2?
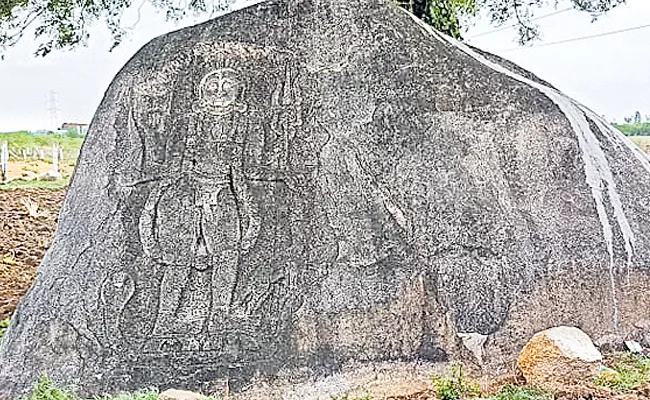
629,136,650,152
613,122,650,136
0,160,72,190
0,131,83,189
0,131,84,161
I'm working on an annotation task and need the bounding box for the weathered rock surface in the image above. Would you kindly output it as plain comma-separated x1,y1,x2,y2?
2,0,650,397
158,389,204,400
517,326,602,387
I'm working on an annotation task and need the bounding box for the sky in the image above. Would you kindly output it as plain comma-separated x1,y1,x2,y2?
0,0,648,132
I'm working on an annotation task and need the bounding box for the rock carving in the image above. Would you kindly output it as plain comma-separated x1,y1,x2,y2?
195,69,248,116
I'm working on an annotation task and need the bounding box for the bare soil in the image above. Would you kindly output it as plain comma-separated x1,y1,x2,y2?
0,188,65,319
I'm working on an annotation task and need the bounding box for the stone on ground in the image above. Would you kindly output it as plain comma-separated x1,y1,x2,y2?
158,389,204,400
38,171,62,181
517,326,602,387
20,170,38,181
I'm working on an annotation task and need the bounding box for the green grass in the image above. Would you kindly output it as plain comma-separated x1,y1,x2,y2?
613,122,650,137
0,131,83,161
23,375,78,400
23,375,159,400
432,364,481,400
0,177,70,190
593,352,650,393
21,375,231,400
0,317,9,341
483,385,552,400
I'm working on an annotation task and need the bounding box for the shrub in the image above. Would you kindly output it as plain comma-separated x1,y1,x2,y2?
484,384,552,400
24,374,77,400
594,352,650,393
432,364,480,400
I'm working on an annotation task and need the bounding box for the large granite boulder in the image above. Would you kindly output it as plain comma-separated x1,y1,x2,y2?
517,326,602,388
2,0,650,397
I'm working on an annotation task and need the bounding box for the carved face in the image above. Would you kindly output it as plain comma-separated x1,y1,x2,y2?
197,68,246,116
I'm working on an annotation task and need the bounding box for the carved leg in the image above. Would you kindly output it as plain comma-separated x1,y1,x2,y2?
153,263,192,335
208,250,239,332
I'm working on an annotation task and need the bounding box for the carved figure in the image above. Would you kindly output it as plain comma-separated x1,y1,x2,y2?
138,68,261,342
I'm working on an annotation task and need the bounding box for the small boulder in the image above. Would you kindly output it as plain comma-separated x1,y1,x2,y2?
20,171,38,181
517,326,602,388
39,171,63,181
158,389,204,400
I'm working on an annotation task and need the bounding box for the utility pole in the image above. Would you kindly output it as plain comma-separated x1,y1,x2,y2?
1,142,8,182
52,144,59,174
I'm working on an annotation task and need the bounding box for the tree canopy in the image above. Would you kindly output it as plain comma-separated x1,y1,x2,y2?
398,0,626,42
0,0,626,57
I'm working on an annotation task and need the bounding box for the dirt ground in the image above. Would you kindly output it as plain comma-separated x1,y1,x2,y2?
0,188,66,320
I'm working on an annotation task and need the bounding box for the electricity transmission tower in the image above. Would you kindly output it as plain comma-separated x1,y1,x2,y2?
47,91,61,131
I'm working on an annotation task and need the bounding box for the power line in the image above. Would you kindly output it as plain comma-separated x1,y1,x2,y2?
498,22,650,52
469,7,572,39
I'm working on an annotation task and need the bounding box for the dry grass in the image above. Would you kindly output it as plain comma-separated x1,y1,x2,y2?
5,159,74,180
629,136,650,153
